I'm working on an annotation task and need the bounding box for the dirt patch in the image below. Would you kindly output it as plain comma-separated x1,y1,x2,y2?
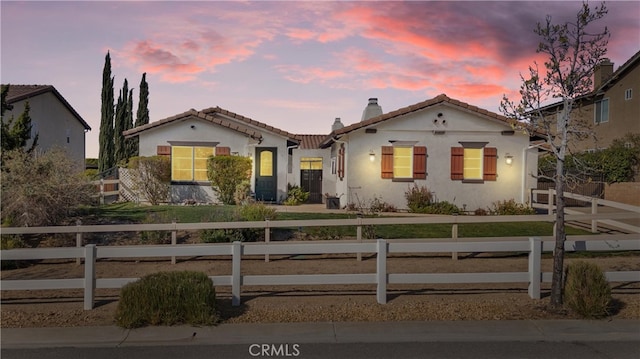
2,252,639,328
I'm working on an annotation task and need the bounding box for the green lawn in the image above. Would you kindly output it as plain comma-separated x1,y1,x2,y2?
83,203,591,239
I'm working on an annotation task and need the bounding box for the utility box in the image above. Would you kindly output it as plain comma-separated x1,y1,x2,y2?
326,197,340,210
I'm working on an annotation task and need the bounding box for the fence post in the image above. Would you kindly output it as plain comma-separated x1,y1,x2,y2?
84,244,97,310
171,220,177,265
547,188,554,216
451,223,459,260
264,220,270,263
356,214,363,261
99,178,105,205
376,239,387,304
528,237,542,299
232,241,242,306
591,198,598,233
76,220,83,266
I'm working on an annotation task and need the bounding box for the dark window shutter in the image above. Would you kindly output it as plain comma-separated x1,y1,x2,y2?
381,146,394,179
215,146,230,156
338,144,345,181
413,146,427,179
483,147,498,181
157,145,171,156
451,147,464,180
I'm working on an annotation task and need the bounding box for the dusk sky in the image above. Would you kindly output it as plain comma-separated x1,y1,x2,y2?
2,1,639,158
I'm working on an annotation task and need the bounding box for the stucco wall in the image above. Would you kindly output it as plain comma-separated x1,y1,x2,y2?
137,115,292,203
342,105,537,211
6,92,86,167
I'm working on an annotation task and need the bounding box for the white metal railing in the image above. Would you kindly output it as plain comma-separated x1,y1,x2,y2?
2,233,638,310
532,188,640,233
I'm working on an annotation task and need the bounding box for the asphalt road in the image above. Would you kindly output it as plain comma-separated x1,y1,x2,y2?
3,341,640,359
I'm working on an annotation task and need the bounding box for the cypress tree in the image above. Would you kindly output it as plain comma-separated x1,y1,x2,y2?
114,78,128,165
135,73,149,127
132,72,149,157
125,88,135,159
98,52,115,173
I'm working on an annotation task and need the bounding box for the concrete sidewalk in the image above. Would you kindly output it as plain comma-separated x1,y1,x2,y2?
2,320,639,349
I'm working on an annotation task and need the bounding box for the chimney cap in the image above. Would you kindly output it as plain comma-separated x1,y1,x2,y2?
368,98,378,104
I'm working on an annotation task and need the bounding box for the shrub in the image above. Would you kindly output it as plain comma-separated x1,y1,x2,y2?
127,156,171,205
1,236,28,270
199,211,244,243
369,197,397,213
139,212,171,244
491,199,535,215
207,155,252,204
233,180,252,205
564,261,612,318
412,201,461,215
404,184,433,212
237,202,278,222
115,271,218,328
284,184,309,206
1,149,94,227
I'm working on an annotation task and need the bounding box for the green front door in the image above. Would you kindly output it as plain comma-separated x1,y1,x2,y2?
255,147,277,202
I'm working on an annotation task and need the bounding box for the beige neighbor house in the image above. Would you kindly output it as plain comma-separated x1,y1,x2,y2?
3,84,91,167
538,50,640,152
124,94,540,210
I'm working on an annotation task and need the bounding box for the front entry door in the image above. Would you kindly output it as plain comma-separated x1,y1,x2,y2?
300,157,323,203
255,147,277,202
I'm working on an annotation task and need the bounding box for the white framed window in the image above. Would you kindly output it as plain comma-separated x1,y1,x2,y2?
625,88,633,101
171,146,214,181
594,98,609,124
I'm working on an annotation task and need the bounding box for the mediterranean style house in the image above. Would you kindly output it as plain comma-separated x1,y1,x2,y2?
538,50,640,152
3,84,91,167
124,94,540,211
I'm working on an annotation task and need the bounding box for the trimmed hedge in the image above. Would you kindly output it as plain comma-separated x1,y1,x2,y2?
115,271,218,328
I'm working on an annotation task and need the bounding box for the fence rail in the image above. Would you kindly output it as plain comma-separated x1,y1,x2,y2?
2,214,639,310
532,188,640,233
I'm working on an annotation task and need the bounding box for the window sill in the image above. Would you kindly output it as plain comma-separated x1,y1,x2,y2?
170,181,210,185
391,178,414,182
462,179,484,184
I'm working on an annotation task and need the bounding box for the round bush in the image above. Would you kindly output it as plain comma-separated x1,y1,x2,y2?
564,261,612,318
115,271,218,328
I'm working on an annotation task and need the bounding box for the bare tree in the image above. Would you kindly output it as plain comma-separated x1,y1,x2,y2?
500,2,610,308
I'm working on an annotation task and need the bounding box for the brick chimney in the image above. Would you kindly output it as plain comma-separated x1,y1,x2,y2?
361,98,383,122
593,58,614,89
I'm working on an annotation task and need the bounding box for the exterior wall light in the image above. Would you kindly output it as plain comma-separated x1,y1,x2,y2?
505,153,513,166
369,150,375,162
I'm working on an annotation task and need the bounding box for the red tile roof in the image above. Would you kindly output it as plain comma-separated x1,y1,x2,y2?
319,94,513,147
123,109,263,140
294,134,327,150
3,84,91,130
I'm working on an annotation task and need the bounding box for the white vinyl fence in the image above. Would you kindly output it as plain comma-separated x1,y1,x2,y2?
2,214,639,310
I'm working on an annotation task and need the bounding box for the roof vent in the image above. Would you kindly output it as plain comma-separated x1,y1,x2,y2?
361,98,383,122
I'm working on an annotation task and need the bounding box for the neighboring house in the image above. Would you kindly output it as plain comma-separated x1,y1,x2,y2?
3,84,91,167
538,50,640,152
125,94,539,211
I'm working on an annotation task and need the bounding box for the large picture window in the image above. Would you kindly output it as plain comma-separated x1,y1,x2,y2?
171,146,214,182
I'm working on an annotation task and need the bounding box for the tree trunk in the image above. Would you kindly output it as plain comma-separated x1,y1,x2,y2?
550,158,566,308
